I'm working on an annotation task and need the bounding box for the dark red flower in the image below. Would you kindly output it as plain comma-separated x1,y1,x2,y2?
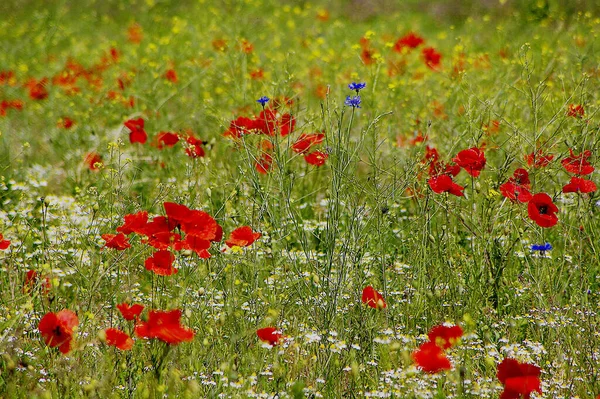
453,147,486,177
361,286,387,309
567,104,584,118
412,342,452,373
422,47,442,70
279,113,296,137
164,69,178,83
304,150,328,166
124,118,147,144
102,233,131,250
105,328,134,350
497,358,542,399
117,302,144,321
561,149,594,175
525,150,553,168
0,233,10,250
225,226,261,248
427,324,463,350
428,175,464,197
562,176,597,194
292,133,325,154
527,193,558,228
393,32,425,52
84,152,103,171
256,153,273,174
144,250,177,276
38,310,78,354
116,211,149,235
26,78,49,100
184,135,206,158
135,309,194,345
156,132,180,149
256,327,283,346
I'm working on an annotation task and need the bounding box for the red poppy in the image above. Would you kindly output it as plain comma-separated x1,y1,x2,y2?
124,118,147,144
0,233,10,250
361,286,387,309
428,175,465,197
292,133,325,154
26,78,49,100
561,149,594,175
38,310,79,354
256,327,283,346
422,47,442,70
562,176,597,194
84,152,103,171
117,302,144,321
102,233,131,250
567,104,584,118
144,250,177,276
164,69,178,83
525,150,553,168
223,116,255,138
156,132,180,149
527,193,558,228
497,358,542,399
256,153,273,174
135,309,195,345
184,135,206,158
304,150,328,166
225,226,261,248
412,342,452,373
57,117,74,129
23,270,51,295
240,39,253,54
177,235,211,258
393,32,425,53
105,328,134,350
117,211,149,235
427,324,463,350
453,147,486,177
500,182,532,203
127,23,143,44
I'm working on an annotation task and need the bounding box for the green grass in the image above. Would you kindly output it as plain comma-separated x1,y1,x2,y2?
0,0,599,398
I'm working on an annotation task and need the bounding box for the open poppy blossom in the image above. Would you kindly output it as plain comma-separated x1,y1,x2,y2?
497,358,542,399
156,132,180,149
500,169,532,203
38,310,79,354
117,302,144,321
427,324,463,349
428,174,465,197
562,176,597,194
422,47,442,70
567,104,584,118
0,234,10,250
26,78,49,100
116,211,149,235
23,269,51,295
453,147,486,177
144,250,177,276
527,193,558,228
84,152,103,171
255,152,273,174
256,327,283,346
304,150,328,166
184,135,206,158
105,328,134,351
124,118,147,144
164,68,178,83
102,233,131,250
361,286,387,309
412,341,452,373
525,150,553,168
291,133,325,154
225,226,261,248
57,117,75,129
135,309,194,345
393,32,424,53
561,149,594,175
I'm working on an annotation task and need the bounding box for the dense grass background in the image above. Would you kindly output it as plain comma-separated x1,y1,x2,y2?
0,0,599,398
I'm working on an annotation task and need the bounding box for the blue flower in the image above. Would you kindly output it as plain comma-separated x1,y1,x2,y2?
345,95,361,108
348,82,366,93
530,242,552,251
256,96,270,106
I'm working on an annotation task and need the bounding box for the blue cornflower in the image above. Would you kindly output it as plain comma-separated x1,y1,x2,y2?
256,96,270,106
348,82,366,94
530,242,552,251
345,95,361,108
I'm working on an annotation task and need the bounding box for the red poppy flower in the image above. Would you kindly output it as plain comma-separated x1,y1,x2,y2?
428,161,461,178
527,193,558,228
135,309,194,345
156,132,180,149
453,147,486,177
102,233,131,250
0,233,10,250
23,270,51,294
393,32,425,53
567,104,584,118
256,327,283,346
38,310,79,354
510,168,531,186
116,211,149,235
561,149,594,175
361,286,387,309
225,226,261,248
223,116,255,138
497,358,542,399
562,176,597,194
177,235,212,258
84,152,103,171
256,153,273,174
291,133,325,154
124,118,147,144
525,150,553,168
117,302,144,321
185,135,206,158
105,328,134,350
428,175,465,197
412,342,452,373
304,150,328,166
279,113,296,137
427,324,463,350
422,47,442,70
144,250,177,276
500,182,532,203
164,69,178,83
26,78,49,100
57,117,74,129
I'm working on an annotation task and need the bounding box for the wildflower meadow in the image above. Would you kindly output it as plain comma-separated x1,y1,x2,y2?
1,0,600,397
